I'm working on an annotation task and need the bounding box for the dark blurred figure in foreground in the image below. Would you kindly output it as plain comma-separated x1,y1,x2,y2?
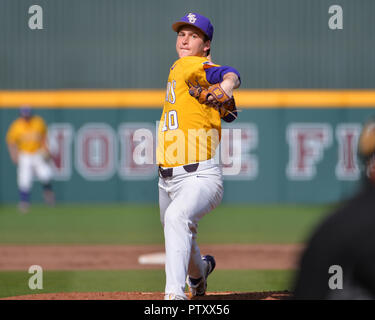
293,118,375,299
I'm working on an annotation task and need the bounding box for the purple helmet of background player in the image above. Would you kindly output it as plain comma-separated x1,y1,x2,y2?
20,106,32,119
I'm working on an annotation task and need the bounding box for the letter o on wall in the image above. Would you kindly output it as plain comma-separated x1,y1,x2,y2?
75,123,117,180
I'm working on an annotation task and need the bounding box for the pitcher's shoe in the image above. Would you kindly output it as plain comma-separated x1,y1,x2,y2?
187,255,216,298
164,293,187,300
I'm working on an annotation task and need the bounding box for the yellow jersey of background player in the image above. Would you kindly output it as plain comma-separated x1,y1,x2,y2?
157,13,241,300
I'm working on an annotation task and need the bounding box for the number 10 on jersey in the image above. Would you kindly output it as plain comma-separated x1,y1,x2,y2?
161,110,179,132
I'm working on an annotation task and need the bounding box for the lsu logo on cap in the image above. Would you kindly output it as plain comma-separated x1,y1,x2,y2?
187,13,197,24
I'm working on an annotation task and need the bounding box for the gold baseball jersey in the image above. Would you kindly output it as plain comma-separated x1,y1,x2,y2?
157,56,240,167
6,115,47,154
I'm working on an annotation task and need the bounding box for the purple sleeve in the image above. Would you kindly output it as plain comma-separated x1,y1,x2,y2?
204,66,241,85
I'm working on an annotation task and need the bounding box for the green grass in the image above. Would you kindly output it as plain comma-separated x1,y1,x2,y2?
0,269,294,299
0,204,314,298
0,204,330,244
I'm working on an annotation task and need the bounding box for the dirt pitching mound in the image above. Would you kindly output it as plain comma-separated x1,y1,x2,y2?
1,291,292,300
0,244,303,270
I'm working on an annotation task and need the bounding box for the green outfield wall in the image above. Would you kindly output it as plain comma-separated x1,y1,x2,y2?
1,0,374,204
0,0,374,90
1,107,374,204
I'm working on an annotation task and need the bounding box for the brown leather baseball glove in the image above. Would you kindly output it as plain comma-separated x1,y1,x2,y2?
187,80,237,120
40,148,52,162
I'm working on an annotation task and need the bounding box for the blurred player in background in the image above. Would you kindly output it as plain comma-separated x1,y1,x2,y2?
157,13,240,300
293,117,375,299
6,106,55,213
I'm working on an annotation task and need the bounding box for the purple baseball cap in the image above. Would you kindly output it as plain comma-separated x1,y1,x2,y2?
172,13,214,41
20,105,32,117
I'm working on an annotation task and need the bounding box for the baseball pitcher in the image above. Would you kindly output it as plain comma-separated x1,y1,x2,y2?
6,106,55,213
157,13,241,300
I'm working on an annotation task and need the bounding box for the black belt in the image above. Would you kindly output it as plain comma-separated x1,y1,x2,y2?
158,163,199,178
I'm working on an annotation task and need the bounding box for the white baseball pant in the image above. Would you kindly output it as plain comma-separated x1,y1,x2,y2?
158,160,223,298
18,151,53,192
